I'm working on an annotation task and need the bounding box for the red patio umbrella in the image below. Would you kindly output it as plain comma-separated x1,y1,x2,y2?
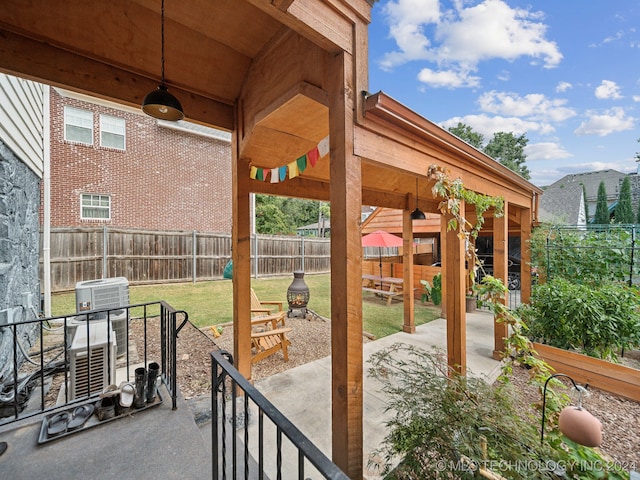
361,230,404,282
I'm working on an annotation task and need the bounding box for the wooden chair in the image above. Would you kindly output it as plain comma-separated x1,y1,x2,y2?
250,288,286,328
251,326,292,364
250,314,291,364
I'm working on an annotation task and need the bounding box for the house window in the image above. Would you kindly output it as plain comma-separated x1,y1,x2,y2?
64,106,93,145
81,194,111,220
100,114,126,150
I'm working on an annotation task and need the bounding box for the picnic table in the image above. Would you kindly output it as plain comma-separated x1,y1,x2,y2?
362,274,405,306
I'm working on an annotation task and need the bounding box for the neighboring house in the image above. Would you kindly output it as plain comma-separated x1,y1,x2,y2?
539,169,640,225
296,206,375,237
47,88,233,232
0,74,44,377
538,182,587,226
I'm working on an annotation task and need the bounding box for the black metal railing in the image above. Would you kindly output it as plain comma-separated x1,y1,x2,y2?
211,350,349,480
0,301,185,426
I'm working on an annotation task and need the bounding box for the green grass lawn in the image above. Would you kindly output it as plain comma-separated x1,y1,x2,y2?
51,273,441,339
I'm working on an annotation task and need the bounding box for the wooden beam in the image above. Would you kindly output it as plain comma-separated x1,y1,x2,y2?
402,209,415,333
327,51,363,479
232,128,253,380
443,207,466,375
492,203,509,360
0,28,235,131
520,207,532,304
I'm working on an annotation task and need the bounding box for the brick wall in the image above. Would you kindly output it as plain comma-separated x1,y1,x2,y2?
45,89,232,233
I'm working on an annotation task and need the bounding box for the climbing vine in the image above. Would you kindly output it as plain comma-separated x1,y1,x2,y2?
426,164,505,282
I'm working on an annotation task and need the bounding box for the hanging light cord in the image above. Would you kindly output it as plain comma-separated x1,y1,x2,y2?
160,0,165,85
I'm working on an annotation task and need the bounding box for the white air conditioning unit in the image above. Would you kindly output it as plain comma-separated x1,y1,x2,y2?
75,277,129,316
68,322,117,400
72,277,130,356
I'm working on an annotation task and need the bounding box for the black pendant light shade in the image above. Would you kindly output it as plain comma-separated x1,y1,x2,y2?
142,84,184,121
142,0,184,121
411,177,426,220
411,207,426,220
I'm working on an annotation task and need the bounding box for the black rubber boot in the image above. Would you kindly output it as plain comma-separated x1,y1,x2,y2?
133,367,147,408
147,362,160,403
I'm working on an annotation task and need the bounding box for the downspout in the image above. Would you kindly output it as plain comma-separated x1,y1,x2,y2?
43,85,52,317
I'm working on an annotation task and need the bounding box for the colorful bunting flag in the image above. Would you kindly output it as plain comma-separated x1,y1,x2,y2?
307,146,319,167
249,135,329,183
288,160,299,179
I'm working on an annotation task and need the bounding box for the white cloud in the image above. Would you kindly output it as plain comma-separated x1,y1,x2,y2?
441,113,555,139
531,161,636,187
555,81,572,93
634,95,640,102
478,90,576,122
574,107,635,136
379,0,562,79
417,67,481,88
525,142,572,161
594,80,623,100
439,0,562,68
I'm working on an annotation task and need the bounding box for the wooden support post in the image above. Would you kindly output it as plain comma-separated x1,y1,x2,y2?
402,208,415,333
232,130,253,380
327,51,363,479
443,208,466,375
520,207,532,304
492,203,509,360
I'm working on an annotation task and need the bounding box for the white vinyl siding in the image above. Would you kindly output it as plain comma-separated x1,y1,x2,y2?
81,194,110,220
100,114,125,150
0,74,45,177
64,106,93,145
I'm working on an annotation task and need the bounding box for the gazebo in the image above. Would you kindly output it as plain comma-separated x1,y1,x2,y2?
0,1,542,477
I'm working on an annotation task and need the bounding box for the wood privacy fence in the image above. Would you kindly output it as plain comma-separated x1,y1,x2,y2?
42,227,331,292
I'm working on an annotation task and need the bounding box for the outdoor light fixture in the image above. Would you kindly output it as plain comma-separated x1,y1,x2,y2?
540,373,602,447
142,0,184,121
410,177,426,220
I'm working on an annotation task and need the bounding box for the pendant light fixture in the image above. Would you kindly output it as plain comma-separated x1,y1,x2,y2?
410,177,426,220
142,0,184,121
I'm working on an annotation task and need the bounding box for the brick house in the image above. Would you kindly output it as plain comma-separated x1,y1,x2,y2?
46,88,232,232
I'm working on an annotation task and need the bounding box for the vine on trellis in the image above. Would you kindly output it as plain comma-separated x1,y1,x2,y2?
426,164,505,280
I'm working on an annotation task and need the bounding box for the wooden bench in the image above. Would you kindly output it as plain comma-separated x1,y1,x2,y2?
362,287,403,306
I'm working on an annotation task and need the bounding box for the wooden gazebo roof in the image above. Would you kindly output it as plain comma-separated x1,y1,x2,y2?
0,1,542,477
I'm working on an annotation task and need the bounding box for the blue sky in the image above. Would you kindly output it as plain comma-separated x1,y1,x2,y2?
367,0,640,187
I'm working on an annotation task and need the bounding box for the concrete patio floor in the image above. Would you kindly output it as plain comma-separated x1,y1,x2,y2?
199,310,502,479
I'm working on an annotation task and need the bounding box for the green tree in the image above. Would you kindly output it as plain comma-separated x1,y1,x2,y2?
594,181,610,224
447,122,484,149
582,184,589,223
255,195,327,234
484,132,531,180
255,202,289,234
615,176,634,223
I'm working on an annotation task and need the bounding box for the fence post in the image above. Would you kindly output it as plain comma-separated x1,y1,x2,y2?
193,230,197,284
253,232,258,278
301,236,305,271
102,226,108,278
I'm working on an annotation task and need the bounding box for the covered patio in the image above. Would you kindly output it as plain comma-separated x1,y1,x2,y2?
0,1,541,477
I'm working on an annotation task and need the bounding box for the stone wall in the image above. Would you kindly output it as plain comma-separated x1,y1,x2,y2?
0,140,40,381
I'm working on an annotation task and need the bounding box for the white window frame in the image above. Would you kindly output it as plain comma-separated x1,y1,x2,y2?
100,114,126,150
81,194,111,220
64,106,93,145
